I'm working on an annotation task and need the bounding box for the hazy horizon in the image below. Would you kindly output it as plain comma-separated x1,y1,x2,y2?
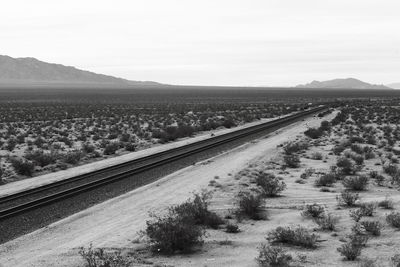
1,0,399,86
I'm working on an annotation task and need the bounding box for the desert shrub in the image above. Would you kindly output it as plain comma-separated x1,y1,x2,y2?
79,244,130,267
103,142,120,155
315,173,336,187
25,149,58,167
383,163,399,177
283,154,300,168
63,150,83,165
311,152,323,160
349,203,376,222
314,213,340,231
370,171,385,185
11,158,35,176
352,155,364,166
82,143,96,153
300,168,315,179
236,191,265,220
359,220,382,236
333,145,346,155
6,138,17,151
336,191,360,207
350,144,364,154
386,212,400,228
391,254,400,267
365,150,376,160
378,197,394,209
124,142,136,152
319,120,331,132
301,203,325,219
358,258,378,267
342,175,369,191
349,136,365,144
145,208,205,254
304,128,324,139
225,223,240,233
267,226,319,248
255,172,286,197
173,191,224,229
337,242,363,261
283,142,308,155
256,244,292,267
336,157,356,175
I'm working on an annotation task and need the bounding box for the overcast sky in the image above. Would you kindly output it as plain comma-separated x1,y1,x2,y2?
1,0,399,86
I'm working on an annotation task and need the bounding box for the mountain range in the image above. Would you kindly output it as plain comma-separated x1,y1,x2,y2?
0,55,162,87
0,55,398,89
296,78,392,90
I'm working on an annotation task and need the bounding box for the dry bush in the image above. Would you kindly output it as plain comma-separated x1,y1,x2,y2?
300,167,315,179
311,152,323,160
349,203,376,222
342,175,369,191
337,242,363,261
359,220,383,236
284,154,300,168
378,197,394,209
173,191,224,229
225,223,240,233
304,128,324,139
79,244,131,267
236,191,266,220
336,191,360,207
315,173,337,187
267,226,319,248
255,172,286,197
336,157,356,175
301,203,325,219
256,244,292,267
10,158,35,176
283,142,308,155
386,212,400,228
314,213,340,231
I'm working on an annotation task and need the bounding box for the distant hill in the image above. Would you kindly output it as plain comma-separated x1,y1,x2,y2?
387,83,400,89
296,78,391,90
0,55,163,87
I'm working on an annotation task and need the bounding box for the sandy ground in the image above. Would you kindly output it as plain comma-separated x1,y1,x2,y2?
0,115,286,198
0,113,326,267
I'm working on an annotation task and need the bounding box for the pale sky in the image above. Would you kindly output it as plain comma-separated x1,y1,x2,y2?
1,0,399,86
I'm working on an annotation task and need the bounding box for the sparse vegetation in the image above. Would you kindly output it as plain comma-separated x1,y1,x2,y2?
256,244,293,267
267,226,319,248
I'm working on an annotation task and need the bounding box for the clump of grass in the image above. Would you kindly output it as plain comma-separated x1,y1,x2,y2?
336,191,360,207
267,226,319,248
256,244,292,267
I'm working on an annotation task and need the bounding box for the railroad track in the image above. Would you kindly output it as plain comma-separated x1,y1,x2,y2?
0,105,327,224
